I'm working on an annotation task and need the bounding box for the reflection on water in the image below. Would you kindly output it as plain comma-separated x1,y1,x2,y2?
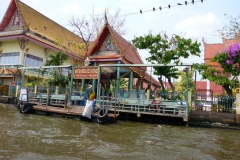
1,104,240,160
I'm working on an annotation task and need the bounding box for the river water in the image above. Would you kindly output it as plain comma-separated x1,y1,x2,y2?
0,104,240,160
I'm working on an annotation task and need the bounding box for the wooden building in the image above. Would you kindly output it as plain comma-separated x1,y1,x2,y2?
79,21,160,96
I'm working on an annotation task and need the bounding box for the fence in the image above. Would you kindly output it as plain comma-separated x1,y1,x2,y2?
195,94,235,113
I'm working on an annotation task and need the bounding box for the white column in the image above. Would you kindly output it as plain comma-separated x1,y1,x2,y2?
236,92,240,114
206,80,210,100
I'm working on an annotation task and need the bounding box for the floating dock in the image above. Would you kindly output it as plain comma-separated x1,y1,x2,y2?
32,104,119,119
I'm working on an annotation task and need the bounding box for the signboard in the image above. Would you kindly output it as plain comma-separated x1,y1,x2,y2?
74,67,98,79
19,88,29,101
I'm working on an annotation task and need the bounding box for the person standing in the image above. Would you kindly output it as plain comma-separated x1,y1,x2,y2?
88,88,97,113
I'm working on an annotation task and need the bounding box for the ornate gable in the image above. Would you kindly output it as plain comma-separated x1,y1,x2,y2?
99,34,119,53
90,33,120,59
4,9,25,31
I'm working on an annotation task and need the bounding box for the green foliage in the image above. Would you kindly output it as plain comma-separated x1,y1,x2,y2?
111,78,128,90
175,70,195,92
132,34,200,64
193,63,238,95
25,76,38,87
132,33,201,93
46,74,69,86
43,52,69,86
44,52,69,67
175,70,195,100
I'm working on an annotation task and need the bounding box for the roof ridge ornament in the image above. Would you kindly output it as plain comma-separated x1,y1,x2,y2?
104,9,108,24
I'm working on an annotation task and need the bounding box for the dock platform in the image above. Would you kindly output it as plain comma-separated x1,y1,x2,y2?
33,105,119,119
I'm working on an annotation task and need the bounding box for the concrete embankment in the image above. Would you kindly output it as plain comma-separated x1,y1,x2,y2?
189,110,240,129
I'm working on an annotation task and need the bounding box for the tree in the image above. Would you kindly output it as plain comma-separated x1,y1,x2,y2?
132,33,201,93
195,14,240,96
219,14,240,39
44,52,68,68
68,8,127,62
194,43,240,95
111,78,128,89
43,52,69,86
175,70,195,99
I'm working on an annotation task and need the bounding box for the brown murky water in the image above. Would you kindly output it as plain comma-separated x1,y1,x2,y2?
0,104,240,160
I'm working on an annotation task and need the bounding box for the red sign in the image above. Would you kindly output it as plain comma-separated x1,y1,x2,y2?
74,67,98,79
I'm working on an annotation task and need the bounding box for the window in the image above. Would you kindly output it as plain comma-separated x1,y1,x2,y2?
25,54,43,67
0,52,20,64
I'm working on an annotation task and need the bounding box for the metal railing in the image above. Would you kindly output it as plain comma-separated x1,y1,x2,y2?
194,95,235,113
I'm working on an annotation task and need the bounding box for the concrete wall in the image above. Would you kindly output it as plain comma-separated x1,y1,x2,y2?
2,40,21,54
0,39,65,87
190,110,240,126
26,41,57,64
2,40,23,64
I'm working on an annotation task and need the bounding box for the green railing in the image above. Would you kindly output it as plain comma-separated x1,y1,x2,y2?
216,95,235,112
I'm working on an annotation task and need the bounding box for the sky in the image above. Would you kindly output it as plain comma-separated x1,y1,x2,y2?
0,0,239,67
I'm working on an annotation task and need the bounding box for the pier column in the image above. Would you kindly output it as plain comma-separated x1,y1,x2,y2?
106,74,110,96
236,92,240,115
129,71,133,90
96,66,101,100
140,79,143,90
236,92,240,125
188,91,192,110
116,62,120,92
81,79,85,91
92,62,96,92
183,67,189,117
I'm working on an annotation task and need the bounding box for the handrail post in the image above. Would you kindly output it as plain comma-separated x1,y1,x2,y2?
68,66,74,112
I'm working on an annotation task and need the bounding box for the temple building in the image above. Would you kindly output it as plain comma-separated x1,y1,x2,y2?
84,22,160,96
0,0,84,95
0,0,160,98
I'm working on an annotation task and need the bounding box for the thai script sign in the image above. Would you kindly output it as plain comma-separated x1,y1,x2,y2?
74,67,98,79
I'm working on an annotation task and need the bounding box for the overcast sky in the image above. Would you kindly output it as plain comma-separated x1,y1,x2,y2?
0,0,239,66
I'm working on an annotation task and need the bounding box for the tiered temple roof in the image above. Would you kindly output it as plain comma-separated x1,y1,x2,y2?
0,0,160,88
88,23,146,78
0,0,84,61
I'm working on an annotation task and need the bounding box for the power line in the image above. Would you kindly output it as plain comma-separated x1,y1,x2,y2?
119,0,205,17
65,0,206,25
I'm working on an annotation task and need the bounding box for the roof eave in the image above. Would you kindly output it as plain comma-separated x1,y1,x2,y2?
0,0,17,31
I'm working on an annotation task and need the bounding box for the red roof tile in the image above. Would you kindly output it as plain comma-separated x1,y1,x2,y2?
204,43,223,60
204,38,240,72
91,53,120,59
143,72,160,87
5,68,18,74
204,38,240,60
109,28,144,65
